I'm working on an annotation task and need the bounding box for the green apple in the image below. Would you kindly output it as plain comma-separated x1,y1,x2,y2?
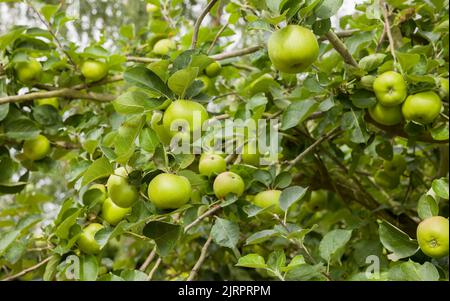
213,171,245,198
205,61,222,77
198,76,212,93
373,71,407,106
374,170,400,189
267,25,319,74
162,100,209,136
241,143,260,166
23,134,51,161
153,39,176,56
360,75,376,91
383,154,407,176
101,197,131,225
83,183,107,206
402,91,442,124
80,60,108,82
146,3,159,13
147,173,192,209
306,190,328,211
15,59,42,84
34,97,59,109
106,167,138,208
77,223,104,254
253,190,283,215
368,103,403,126
417,216,449,258
198,153,226,177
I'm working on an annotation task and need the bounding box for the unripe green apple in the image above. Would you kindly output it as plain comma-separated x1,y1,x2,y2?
34,97,59,109
360,75,376,91
23,134,51,161
241,143,260,166
198,76,212,93
83,183,107,205
146,3,159,13
198,153,226,177
15,59,42,84
147,173,192,209
153,39,176,55
205,61,222,77
253,190,283,215
374,170,400,189
368,103,402,126
383,154,407,176
213,171,245,198
162,100,209,137
417,216,449,258
373,71,407,106
80,60,108,82
402,91,442,124
267,25,319,74
306,190,328,211
101,197,131,225
78,223,104,254
106,167,138,208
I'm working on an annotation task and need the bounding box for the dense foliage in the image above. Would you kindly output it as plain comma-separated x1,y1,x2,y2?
0,0,448,281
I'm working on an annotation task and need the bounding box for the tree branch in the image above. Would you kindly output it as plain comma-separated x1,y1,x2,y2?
125,56,160,64
207,22,229,54
210,46,263,61
139,246,157,271
187,234,213,281
1,256,52,281
146,257,162,281
286,127,341,171
380,0,398,68
191,0,220,49
0,88,115,105
325,31,358,67
184,204,221,233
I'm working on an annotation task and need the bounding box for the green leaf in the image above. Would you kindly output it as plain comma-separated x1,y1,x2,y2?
41,4,60,22
80,255,98,281
120,269,148,281
167,67,199,98
432,178,449,200
350,90,377,109
314,0,343,19
143,221,181,257
0,26,26,50
388,261,440,281
113,91,163,115
358,54,386,71
236,254,267,269
279,186,308,212
341,109,369,144
319,229,352,264
139,127,160,153
378,220,419,261
0,230,20,256
396,52,420,72
285,263,325,280
5,118,40,140
32,105,61,126
246,229,278,245
124,66,173,99
43,254,61,281
267,249,286,274
4,240,26,264
95,221,127,248
114,115,145,164
273,172,292,189
0,104,9,121
376,140,393,161
54,208,82,239
429,123,449,141
81,157,113,187
211,218,240,250
417,194,439,220
281,99,318,130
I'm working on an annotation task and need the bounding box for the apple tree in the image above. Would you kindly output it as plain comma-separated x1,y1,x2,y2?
0,0,448,281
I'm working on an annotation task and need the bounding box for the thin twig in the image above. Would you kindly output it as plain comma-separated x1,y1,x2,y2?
184,204,221,233
27,1,77,68
381,1,397,66
207,22,229,54
286,128,341,171
191,0,220,49
2,256,52,281
139,246,157,271
146,257,162,280
325,31,358,67
0,88,115,104
125,56,160,63
187,235,213,281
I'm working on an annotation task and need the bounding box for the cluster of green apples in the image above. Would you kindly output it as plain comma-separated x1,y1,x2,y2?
374,154,407,190
369,71,444,126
